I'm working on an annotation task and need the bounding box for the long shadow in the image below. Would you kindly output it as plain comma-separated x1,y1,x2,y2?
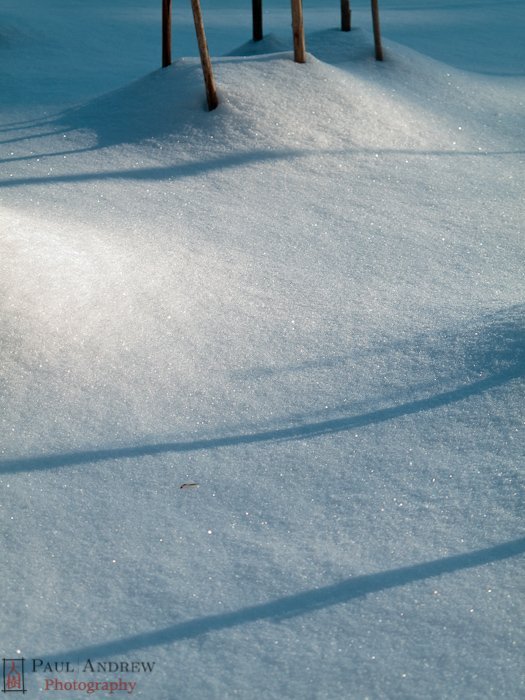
3,146,523,167
0,149,307,188
1,147,522,187
0,115,62,132
46,536,525,660
0,126,77,146
1,37,522,179
1,366,521,474
0,147,103,165
0,62,204,149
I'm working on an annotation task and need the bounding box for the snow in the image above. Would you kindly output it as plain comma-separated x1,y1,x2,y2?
1,1,524,698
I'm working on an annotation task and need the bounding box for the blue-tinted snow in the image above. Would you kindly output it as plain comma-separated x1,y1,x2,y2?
1,2,524,698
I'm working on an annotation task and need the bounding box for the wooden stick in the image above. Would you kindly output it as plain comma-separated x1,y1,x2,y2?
341,0,351,32
190,0,219,111
371,0,384,61
290,0,306,64
252,0,263,42
162,0,172,67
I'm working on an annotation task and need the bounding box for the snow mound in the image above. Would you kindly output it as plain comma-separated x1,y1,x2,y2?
1,10,524,699
5,46,478,160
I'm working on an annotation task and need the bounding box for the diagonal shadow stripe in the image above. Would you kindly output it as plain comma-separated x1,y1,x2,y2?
1,148,522,184
0,149,306,186
45,537,525,660
0,368,522,474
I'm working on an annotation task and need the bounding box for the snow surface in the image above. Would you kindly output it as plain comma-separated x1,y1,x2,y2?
1,1,524,698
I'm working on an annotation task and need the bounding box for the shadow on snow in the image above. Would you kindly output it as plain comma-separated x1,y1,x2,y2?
45,536,525,659
1,366,522,474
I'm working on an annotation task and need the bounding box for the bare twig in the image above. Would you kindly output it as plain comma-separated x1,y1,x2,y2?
253,0,263,42
341,0,351,32
371,0,384,61
290,0,306,63
162,0,172,67
190,0,219,110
